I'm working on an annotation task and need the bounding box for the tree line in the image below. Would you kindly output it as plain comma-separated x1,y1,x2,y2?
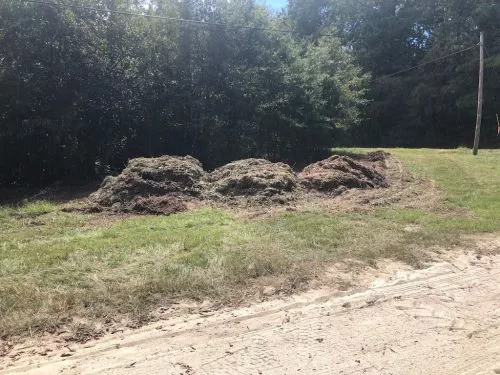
0,0,498,186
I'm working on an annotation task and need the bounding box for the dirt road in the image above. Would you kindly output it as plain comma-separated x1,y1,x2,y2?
3,249,500,375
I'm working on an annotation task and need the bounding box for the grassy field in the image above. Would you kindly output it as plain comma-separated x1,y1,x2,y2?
1,148,499,341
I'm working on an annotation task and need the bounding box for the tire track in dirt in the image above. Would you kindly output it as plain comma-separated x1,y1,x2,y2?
3,251,500,375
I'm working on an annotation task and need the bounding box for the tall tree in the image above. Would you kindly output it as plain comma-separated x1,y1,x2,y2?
0,0,368,185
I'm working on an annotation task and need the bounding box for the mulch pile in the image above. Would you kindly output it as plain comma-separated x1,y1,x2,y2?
88,152,391,214
89,155,205,214
298,155,388,194
203,159,299,204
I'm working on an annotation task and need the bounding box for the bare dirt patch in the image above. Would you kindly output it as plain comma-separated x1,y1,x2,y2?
3,239,500,375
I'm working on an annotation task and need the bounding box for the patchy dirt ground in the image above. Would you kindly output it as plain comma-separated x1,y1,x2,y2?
2,235,499,375
80,151,434,214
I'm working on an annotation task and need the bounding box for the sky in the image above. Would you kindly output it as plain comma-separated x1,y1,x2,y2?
257,0,287,11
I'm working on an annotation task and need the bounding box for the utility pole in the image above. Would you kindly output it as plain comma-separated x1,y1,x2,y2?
473,32,484,156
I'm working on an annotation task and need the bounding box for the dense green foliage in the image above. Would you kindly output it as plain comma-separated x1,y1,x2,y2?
0,0,366,185
0,0,499,185
293,0,500,147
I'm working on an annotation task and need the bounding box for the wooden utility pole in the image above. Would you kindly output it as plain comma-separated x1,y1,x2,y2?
473,32,484,156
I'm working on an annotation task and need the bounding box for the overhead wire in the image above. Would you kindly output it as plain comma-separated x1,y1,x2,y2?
383,43,479,78
20,0,337,37
17,0,489,84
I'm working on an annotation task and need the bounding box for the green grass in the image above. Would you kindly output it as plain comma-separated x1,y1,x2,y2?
394,148,500,218
342,148,500,233
0,148,499,340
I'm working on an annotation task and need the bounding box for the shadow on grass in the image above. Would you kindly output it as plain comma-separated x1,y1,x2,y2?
0,182,100,206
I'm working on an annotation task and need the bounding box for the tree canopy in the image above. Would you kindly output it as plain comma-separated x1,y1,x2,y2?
0,0,498,185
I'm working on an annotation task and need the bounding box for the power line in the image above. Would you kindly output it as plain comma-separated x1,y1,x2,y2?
384,44,478,78
17,0,491,84
21,0,337,37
